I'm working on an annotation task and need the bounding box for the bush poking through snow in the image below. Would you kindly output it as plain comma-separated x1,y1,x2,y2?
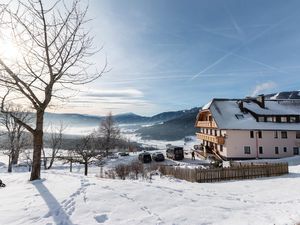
129,160,144,179
115,164,130,180
113,160,150,180
111,161,165,180
105,169,116,179
158,165,166,174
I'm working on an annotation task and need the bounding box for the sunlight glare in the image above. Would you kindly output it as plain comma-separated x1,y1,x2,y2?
0,38,19,62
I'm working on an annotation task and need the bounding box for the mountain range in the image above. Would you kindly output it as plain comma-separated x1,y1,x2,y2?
44,108,192,126
43,107,201,141
136,107,200,141
265,90,300,100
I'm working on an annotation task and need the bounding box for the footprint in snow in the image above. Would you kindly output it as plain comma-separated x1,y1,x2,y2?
94,214,108,223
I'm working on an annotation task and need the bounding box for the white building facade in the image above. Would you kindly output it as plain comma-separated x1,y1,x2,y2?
195,96,300,159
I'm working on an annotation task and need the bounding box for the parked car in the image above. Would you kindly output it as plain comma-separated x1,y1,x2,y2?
151,152,165,162
118,152,129,157
138,152,152,163
166,146,184,160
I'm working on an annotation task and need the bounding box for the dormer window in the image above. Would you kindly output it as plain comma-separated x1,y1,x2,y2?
235,114,244,119
281,117,287,123
290,116,296,123
258,116,264,122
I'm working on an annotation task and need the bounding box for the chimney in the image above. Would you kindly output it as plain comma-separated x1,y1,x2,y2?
238,100,245,113
256,94,265,108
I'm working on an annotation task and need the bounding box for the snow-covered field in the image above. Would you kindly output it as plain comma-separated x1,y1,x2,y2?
1,153,300,225
54,122,197,150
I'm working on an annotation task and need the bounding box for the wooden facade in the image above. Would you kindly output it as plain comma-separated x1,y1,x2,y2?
196,132,225,145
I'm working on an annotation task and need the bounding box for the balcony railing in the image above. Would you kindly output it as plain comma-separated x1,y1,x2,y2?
196,121,217,128
196,132,225,145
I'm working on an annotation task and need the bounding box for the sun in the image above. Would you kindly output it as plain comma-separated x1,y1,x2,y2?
0,38,19,62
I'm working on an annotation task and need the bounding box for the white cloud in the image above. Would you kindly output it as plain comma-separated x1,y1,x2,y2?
83,88,144,98
251,81,277,96
47,87,156,116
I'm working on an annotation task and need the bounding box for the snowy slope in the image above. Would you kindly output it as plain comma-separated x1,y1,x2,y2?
1,156,300,225
266,91,300,100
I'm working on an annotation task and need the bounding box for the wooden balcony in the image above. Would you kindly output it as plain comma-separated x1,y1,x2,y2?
196,132,225,145
195,120,217,128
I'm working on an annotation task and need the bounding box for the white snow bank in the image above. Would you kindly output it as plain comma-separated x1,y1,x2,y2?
1,159,300,224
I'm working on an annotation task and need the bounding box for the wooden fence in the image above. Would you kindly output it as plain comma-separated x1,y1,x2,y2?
159,163,289,183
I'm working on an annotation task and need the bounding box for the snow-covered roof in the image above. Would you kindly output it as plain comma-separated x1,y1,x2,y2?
243,100,300,115
206,99,300,130
202,100,213,110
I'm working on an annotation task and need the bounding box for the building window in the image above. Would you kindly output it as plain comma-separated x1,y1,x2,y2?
276,116,281,122
281,131,287,139
259,146,263,154
274,131,278,139
258,117,264,122
266,117,273,122
220,145,223,152
294,147,299,155
214,130,217,136
244,146,251,154
296,131,300,139
283,147,287,153
281,117,287,123
258,131,262,139
250,131,254,138
290,116,296,123
275,147,279,154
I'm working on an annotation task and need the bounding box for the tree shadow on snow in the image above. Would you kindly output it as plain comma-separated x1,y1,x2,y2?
32,180,74,225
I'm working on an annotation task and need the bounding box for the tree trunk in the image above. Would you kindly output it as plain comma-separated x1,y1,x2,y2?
70,160,73,172
11,150,19,165
30,111,44,181
42,148,47,169
84,161,88,176
47,153,55,169
8,155,12,173
12,135,21,165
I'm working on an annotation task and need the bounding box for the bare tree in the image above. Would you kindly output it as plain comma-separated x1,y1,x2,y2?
98,112,120,157
23,148,33,172
42,122,66,170
0,104,32,172
0,0,106,180
72,133,99,176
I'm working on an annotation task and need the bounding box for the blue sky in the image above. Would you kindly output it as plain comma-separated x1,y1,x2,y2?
63,0,300,116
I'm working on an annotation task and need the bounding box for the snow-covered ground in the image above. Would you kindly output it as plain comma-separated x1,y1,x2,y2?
1,153,300,225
